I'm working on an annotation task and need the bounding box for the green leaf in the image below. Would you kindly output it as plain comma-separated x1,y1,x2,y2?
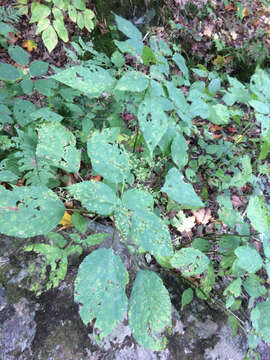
247,196,270,233
77,11,85,29
115,71,149,92
217,195,243,227
8,45,29,67
75,248,129,338
84,9,95,32
114,39,143,56
114,14,142,41
48,232,67,248
31,107,63,122
21,79,33,94
0,185,65,237
53,19,68,42
129,270,171,350
208,104,230,125
111,50,125,67
36,122,81,173
223,278,242,297
248,334,259,350
52,6,64,21
42,25,58,53
243,276,267,298
0,63,22,81
30,3,51,23
83,233,109,246
52,65,115,98
218,235,240,255
142,46,156,66
161,167,204,209
192,238,211,252
68,4,77,22
34,79,57,96
13,99,36,127
227,315,238,337
87,130,130,184
72,0,86,11
173,53,189,79
0,170,19,183
251,299,270,342
249,100,269,114
234,246,263,274
171,132,188,169
181,288,194,308
130,210,173,257
71,211,87,233
122,189,153,212
138,96,168,155
68,181,120,216
36,18,50,35
170,248,210,276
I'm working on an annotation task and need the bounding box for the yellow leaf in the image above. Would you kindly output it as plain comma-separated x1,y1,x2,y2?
22,39,38,52
58,211,73,231
242,7,248,18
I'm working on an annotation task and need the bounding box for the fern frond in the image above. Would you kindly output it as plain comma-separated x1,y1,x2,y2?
0,6,22,24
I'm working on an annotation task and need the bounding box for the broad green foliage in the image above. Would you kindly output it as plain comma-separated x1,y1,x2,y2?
0,186,65,237
68,181,120,216
74,248,129,339
15,0,95,52
1,13,270,354
52,65,115,97
36,122,81,173
162,167,204,209
129,270,172,350
170,248,209,276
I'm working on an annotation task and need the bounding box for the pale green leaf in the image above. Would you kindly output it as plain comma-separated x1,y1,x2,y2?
31,107,63,122
77,11,85,29
36,18,50,35
0,185,65,237
71,211,87,233
171,132,188,169
122,189,153,212
161,167,204,209
115,71,149,92
249,100,269,114
208,104,230,125
181,288,193,307
173,53,189,79
129,270,171,350
30,3,51,23
87,131,130,184
52,65,115,98
68,5,77,22
83,233,109,246
68,181,120,215
53,19,68,42
130,210,173,257
72,0,86,10
36,122,81,173
52,6,64,21
114,39,144,56
114,13,142,41
84,9,95,32
223,278,242,297
138,96,168,155
243,276,267,298
247,196,270,233
251,299,270,342
13,99,36,127
42,25,58,53
75,248,128,338
170,248,210,276
234,246,263,274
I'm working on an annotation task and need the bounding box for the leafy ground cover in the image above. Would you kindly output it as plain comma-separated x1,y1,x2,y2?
0,2,270,359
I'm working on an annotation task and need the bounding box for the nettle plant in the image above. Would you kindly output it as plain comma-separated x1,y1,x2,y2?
0,14,270,356
14,0,95,52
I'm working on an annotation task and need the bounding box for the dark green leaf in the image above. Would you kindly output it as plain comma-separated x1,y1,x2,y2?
114,14,142,41
30,61,49,77
181,288,193,307
75,248,129,338
72,211,87,233
129,270,171,350
8,45,29,67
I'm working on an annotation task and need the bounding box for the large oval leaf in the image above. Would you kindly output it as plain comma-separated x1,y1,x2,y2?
115,71,149,92
75,248,129,338
161,167,204,209
114,14,142,41
130,210,173,257
0,185,65,237
68,181,120,216
129,270,172,350
87,131,130,184
251,299,270,342
52,65,115,98
138,96,168,155
234,246,263,274
170,248,210,276
42,25,58,53
36,122,81,173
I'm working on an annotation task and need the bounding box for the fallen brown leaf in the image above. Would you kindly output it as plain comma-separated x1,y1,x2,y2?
192,208,212,225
